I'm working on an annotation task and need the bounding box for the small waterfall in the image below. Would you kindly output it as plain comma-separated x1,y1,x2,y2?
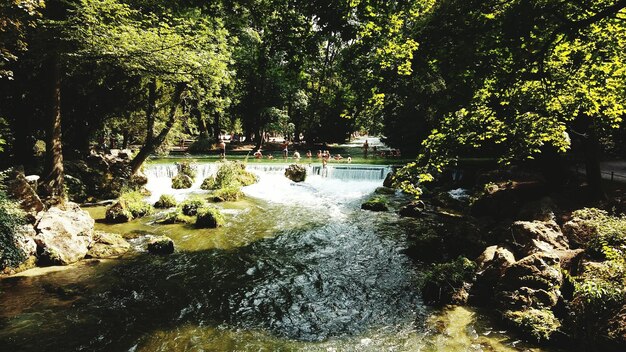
145,163,219,179
144,161,391,206
145,162,391,182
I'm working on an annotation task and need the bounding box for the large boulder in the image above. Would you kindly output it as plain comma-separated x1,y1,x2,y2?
86,231,130,259
105,201,133,223
399,201,425,218
171,174,193,189
1,224,38,274
34,203,95,265
497,252,563,310
471,245,516,303
147,236,174,255
509,220,569,257
4,168,44,214
285,164,306,182
383,172,394,188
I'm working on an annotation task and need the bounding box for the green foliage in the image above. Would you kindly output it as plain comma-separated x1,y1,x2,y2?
565,208,626,341
0,174,27,269
180,197,208,216
211,186,244,202
195,206,225,228
503,309,561,342
154,194,177,208
119,190,154,217
200,161,257,191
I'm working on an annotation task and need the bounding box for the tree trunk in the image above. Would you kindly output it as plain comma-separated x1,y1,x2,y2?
130,82,186,174
583,125,605,199
122,130,129,149
192,100,209,139
145,78,157,146
213,113,221,141
43,54,66,204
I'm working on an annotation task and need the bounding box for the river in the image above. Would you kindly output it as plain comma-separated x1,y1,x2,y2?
0,162,548,351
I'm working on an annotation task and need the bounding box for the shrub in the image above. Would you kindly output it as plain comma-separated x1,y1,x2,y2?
154,194,177,208
503,308,561,341
180,198,208,216
195,206,225,228
211,186,244,202
200,161,257,190
187,137,215,153
171,174,193,189
105,190,153,222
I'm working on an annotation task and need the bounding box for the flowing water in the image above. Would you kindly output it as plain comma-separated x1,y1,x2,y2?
0,162,549,351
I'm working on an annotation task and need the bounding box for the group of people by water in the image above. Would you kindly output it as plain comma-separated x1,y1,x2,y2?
253,144,352,164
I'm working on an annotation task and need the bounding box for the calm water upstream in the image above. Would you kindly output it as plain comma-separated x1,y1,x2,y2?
0,162,550,351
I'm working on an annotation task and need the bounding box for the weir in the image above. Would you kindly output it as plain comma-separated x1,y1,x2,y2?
145,162,391,182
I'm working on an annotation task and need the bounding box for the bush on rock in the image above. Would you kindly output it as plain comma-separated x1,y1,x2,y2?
200,161,257,190
154,194,177,208
105,190,153,223
195,206,225,228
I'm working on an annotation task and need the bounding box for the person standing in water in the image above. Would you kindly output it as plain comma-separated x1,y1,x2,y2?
363,139,369,158
218,139,226,159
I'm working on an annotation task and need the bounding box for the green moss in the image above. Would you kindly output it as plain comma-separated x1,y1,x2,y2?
171,174,193,189
195,206,225,228
420,256,476,291
180,198,209,216
211,186,244,202
503,308,561,341
154,194,177,208
200,161,258,190
361,196,389,211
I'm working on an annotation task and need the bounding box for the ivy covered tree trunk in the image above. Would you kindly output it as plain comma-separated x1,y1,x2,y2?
43,54,66,204
130,82,186,175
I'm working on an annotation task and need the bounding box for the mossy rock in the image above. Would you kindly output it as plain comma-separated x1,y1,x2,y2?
147,236,174,255
105,191,154,223
105,201,134,223
171,174,193,189
503,308,561,342
180,198,209,216
154,194,177,208
211,186,244,202
285,164,306,182
200,161,258,190
176,161,197,179
420,256,476,305
361,196,389,211
195,206,225,228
